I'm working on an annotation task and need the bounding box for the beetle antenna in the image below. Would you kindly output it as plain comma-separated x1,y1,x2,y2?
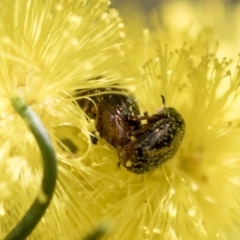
161,95,165,108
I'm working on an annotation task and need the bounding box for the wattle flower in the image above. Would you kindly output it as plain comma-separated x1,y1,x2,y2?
1,0,240,239
0,0,128,239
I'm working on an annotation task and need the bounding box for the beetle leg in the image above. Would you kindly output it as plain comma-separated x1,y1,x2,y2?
128,114,153,121
130,123,152,137
117,161,122,168
127,114,139,121
90,131,98,144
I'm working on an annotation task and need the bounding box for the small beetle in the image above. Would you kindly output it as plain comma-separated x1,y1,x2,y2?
77,88,141,148
117,96,185,174
78,89,185,174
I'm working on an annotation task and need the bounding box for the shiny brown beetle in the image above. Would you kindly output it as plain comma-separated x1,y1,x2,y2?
78,89,185,174
77,88,141,148
117,96,185,174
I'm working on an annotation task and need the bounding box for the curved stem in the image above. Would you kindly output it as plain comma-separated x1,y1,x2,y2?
4,96,58,240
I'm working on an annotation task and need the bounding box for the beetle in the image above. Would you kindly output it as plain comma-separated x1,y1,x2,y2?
77,88,141,148
78,89,185,174
117,96,185,174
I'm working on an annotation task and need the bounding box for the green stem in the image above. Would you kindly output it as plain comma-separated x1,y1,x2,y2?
4,96,58,240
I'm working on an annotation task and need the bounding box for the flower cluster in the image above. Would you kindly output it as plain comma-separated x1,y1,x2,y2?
1,0,240,239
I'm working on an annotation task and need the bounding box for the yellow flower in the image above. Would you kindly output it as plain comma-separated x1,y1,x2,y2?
131,42,240,239
0,0,129,239
2,0,240,240
107,0,240,239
